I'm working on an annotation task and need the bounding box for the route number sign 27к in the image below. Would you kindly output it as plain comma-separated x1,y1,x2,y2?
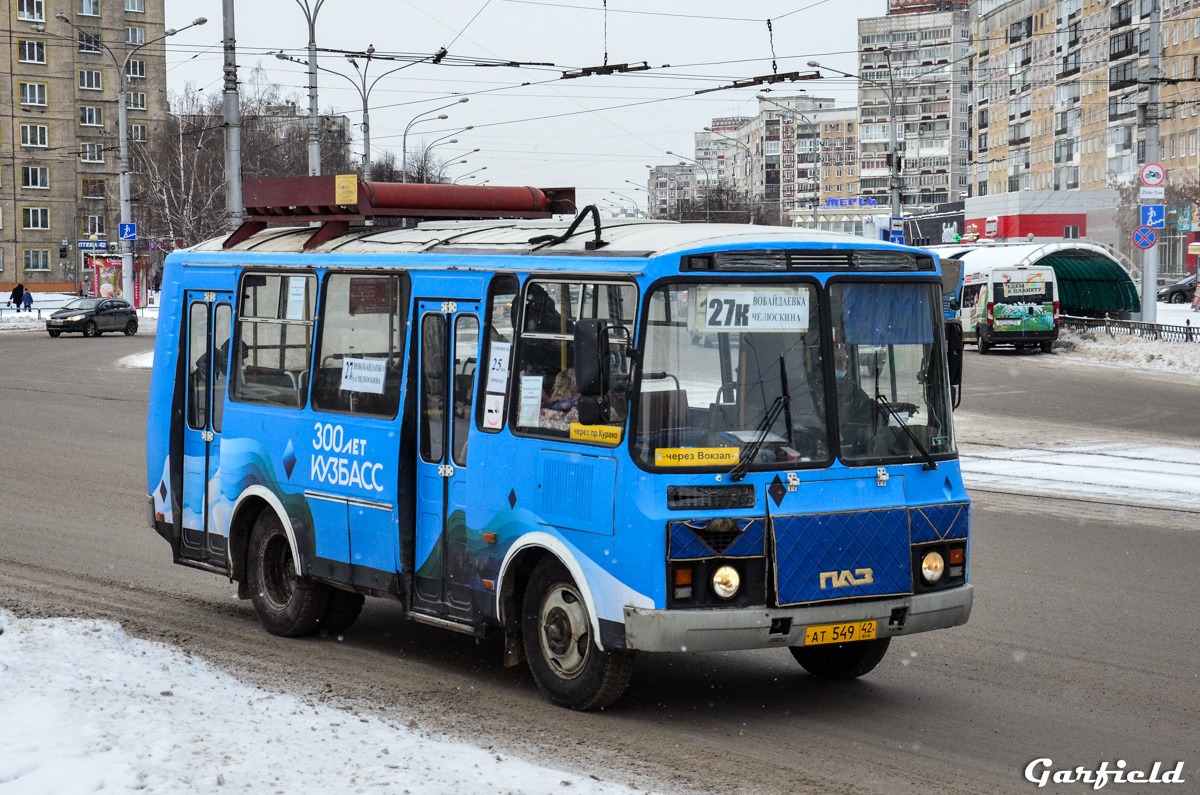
696,286,811,332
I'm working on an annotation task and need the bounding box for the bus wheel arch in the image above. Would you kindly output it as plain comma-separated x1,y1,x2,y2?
229,487,302,599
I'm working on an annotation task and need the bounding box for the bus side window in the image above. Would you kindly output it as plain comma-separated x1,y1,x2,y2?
452,315,480,466
476,274,519,433
232,273,317,409
211,303,232,433
187,302,209,430
312,272,408,418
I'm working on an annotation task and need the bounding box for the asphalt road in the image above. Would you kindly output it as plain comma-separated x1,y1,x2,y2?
0,330,1196,794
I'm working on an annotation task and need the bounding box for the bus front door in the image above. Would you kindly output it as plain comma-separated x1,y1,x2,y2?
181,291,234,566
414,300,482,620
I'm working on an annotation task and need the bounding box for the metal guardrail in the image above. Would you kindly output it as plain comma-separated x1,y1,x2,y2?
1060,314,1200,342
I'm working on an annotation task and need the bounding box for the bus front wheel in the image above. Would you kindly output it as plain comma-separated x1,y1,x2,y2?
247,511,329,637
789,637,891,680
522,557,633,710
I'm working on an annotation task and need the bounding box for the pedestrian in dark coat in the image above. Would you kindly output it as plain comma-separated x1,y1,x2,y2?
8,283,24,308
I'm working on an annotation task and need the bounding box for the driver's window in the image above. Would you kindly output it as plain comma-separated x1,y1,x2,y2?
512,279,635,441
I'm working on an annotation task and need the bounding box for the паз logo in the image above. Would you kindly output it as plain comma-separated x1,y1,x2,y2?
819,568,874,589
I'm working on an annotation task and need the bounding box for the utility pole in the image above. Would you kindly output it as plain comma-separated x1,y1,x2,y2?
1142,0,1162,323
293,0,326,177
223,0,243,228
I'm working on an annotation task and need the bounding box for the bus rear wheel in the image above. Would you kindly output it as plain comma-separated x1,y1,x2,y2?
789,637,891,680
522,557,633,710
247,511,329,637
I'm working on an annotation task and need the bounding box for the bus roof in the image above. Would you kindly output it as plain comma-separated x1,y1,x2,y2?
184,217,924,263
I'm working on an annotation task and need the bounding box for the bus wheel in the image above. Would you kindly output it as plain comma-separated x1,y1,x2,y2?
790,637,890,680
522,557,633,710
247,511,329,637
317,590,365,635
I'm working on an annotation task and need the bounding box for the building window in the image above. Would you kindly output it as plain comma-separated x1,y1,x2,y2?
126,59,146,79
78,31,101,53
127,92,147,111
81,178,106,199
79,69,103,90
80,142,105,163
22,207,51,230
128,123,147,142
21,124,48,148
24,249,51,272
77,0,100,16
125,26,145,45
21,165,50,190
1064,225,1080,239
79,105,104,126
19,82,47,107
125,0,144,10
18,0,45,22
18,40,46,64
82,214,106,235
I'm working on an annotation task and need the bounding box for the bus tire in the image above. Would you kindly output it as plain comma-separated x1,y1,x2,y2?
246,511,329,637
318,590,365,635
522,557,633,710
789,637,890,680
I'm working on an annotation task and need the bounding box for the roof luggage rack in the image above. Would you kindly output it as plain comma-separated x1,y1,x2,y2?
223,175,577,250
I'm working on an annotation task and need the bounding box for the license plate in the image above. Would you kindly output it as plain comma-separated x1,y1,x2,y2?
803,620,877,646
47,320,61,326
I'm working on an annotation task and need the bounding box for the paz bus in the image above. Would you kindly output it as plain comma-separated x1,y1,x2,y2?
146,176,972,710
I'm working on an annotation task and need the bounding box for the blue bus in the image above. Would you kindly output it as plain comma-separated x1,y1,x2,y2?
147,179,972,710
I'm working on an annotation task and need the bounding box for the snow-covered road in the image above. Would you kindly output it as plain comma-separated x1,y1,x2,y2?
0,610,648,795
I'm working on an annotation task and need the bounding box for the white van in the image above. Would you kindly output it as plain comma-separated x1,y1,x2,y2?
959,263,1058,354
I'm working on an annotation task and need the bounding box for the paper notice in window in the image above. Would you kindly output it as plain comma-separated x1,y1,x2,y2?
483,394,505,429
341,358,386,394
486,341,512,393
518,375,542,427
285,276,307,320
697,286,809,332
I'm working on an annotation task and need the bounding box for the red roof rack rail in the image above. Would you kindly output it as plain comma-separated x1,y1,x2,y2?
223,175,577,250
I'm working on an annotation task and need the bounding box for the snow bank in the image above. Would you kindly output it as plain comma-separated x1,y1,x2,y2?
0,610,648,795
1054,327,1200,378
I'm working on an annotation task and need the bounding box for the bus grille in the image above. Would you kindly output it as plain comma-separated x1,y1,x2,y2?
666,485,756,511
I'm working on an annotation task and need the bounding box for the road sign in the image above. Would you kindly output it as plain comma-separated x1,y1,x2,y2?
890,217,904,232
1140,185,1166,200
119,223,137,241
77,239,106,250
890,232,905,245
1134,226,1157,249
1141,163,1166,187
1141,205,1166,228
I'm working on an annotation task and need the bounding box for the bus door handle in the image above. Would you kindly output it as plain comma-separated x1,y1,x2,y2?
438,464,455,478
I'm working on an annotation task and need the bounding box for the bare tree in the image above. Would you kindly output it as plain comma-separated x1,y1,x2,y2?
673,183,788,226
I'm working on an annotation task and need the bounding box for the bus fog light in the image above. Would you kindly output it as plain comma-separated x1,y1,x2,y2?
921,551,945,583
712,565,740,599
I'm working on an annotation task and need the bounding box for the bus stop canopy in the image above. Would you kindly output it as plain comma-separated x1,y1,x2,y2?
954,243,1139,317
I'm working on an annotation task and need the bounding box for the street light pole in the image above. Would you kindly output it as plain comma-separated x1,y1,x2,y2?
610,191,640,218
222,0,242,229
667,151,712,222
402,98,469,182
50,12,206,307
705,126,754,224
291,0,326,177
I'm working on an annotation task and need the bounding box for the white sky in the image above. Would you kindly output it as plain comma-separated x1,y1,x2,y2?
163,0,882,212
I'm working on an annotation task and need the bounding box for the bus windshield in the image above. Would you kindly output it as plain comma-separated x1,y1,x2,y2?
829,281,955,463
636,283,829,469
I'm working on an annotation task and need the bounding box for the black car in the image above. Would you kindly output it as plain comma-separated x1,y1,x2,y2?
46,298,138,337
1157,274,1197,304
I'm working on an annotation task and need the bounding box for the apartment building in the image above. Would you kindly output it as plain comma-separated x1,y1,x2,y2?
858,3,972,210
646,163,697,219
3,0,168,293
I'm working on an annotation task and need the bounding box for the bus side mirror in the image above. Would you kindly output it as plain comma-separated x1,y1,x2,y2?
945,320,964,408
574,319,610,397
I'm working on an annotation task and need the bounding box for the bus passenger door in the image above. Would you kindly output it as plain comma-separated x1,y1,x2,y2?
414,300,482,620
181,291,234,566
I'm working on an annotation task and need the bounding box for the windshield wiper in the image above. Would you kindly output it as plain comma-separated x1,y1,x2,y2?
875,395,938,471
729,356,791,482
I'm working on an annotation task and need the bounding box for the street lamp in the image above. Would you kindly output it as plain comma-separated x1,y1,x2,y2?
809,57,903,233
666,151,712,222
704,126,755,224
292,0,326,177
402,98,468,182
50,12,206,307
610,191,640,218
756,94,819,227
452,166,488,184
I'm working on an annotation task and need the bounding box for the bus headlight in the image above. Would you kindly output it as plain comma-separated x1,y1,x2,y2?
921,551,945,584
712,565,740,599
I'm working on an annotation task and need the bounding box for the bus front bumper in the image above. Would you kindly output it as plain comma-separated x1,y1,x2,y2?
622,584,972,653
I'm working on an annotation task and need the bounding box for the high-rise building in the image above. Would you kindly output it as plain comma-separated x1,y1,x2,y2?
857,3,972,210
3,0,168,294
